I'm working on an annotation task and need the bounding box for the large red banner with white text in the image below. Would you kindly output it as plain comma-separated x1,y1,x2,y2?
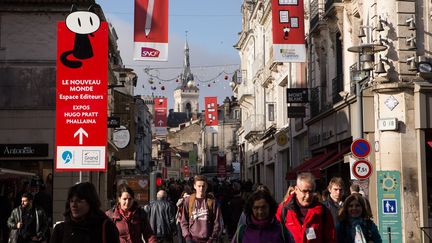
205,97,218,126
271,0,306,62
154,97,168,135
55,22,108,171
134,0,169,61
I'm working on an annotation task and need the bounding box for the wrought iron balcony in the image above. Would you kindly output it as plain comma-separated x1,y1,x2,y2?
325,0,342,14
310,0,324,30
243,114,265,141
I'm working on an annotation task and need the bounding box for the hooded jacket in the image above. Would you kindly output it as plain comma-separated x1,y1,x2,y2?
276,193,336,243
106,203,157,243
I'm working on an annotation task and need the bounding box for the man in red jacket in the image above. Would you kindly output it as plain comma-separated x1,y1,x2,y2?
276,172,336,242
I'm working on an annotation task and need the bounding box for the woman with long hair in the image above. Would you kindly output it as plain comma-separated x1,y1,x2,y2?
231,191,293,243
50,182,120,243
106,185,156,243
337,193,382,243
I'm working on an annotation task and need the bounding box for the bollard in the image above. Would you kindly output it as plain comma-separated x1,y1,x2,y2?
387,227,391,243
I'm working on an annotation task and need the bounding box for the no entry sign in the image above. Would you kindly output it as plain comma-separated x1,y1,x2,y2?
55,13,108,171
352,160,372,180
351,138,371,158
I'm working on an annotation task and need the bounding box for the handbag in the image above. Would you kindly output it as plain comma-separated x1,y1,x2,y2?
8,229,19,243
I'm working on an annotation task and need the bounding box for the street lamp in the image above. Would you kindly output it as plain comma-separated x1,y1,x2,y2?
348,43,387,139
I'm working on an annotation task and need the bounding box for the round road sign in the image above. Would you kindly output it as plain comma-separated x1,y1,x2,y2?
351,138,371,158
352,160,372,180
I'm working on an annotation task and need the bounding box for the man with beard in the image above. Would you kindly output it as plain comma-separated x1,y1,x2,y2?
7,192,48,243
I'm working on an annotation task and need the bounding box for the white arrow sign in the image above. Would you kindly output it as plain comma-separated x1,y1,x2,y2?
74,127,88,145
158,120,164,126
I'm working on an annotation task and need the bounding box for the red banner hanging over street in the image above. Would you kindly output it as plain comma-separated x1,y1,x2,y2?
134,0,169,61
154,97,168,135
271,0,306,62
55,20,108,171
205,97,218,126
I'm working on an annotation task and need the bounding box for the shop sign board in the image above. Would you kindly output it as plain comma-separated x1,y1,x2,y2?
55,12,108,171
287,106,306,118
0,144,48,157
286,88,308,103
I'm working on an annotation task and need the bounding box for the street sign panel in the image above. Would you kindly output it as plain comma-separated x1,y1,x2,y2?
287,106,306,118
55,18,108,171
351,138,371,158
287,88,309,103
382,199,397,214
352,160,372,180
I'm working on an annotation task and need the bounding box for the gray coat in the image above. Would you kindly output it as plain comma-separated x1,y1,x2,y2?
7,206,49,243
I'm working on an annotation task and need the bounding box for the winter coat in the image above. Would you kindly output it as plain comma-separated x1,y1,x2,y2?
322,199,343,225
231,216,294,243
180,195,221,243
7,206,49,243
147,199,176,238
106,203,157,243
276,193,337,243
336,217,382,243
50,210,119,243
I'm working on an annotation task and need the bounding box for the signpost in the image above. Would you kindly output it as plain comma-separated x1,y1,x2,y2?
55,18,108,171
351,138,371,158
352,160,372,180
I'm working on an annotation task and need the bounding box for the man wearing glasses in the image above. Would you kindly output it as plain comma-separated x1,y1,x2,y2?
276,172,336,242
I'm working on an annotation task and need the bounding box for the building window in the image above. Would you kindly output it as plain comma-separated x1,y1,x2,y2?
234,110,240,119
212,133,217,147
268,104,275,121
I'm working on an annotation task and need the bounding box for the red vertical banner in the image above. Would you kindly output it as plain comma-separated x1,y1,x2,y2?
154,97,167,135
55,20,108,171
205,97,218,126
271,0,306,62
134,0,169,61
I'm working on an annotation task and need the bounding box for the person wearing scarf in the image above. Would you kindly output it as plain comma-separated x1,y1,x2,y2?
231,191,293,243
336,193,382,243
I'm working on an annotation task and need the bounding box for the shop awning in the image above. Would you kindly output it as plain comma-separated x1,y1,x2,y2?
319,146,351,171
0,168,36,176
427,140,432,148
286,150,337,180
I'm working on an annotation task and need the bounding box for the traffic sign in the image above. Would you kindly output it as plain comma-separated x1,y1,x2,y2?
352,160,372,180
382,199,397,214
55,16,108,171
351,138,371,158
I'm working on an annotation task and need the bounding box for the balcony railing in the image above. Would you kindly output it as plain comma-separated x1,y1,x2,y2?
237,84,254,102
310,0,324,29
310,87,320,118
332,75,343,104
243,114,265,138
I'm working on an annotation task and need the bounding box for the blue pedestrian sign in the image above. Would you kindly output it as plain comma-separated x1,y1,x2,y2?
382,199,397,214
351,138,371,158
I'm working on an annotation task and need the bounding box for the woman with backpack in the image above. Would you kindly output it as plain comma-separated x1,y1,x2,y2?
106,185,157,243
336,193,382,243
231,190,294,243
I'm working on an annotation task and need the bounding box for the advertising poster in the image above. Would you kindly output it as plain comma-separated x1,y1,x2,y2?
205,97,218,126
55,10,108,171
154,97,168,135
271,0,306,62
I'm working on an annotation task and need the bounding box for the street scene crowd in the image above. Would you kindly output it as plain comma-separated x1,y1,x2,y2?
0,172,381,243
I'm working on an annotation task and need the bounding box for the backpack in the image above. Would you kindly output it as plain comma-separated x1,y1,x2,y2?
188,193,215,221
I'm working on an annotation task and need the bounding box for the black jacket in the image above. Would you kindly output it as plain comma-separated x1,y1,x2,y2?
147,199,176,238
7,206,49,242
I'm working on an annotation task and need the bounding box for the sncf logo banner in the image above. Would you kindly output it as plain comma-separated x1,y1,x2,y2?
134,0,168,61
271,0,306,62
55,7,108,172
205,97,218,126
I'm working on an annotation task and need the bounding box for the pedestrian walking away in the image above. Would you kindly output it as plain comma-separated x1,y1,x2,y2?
7,192,49,243
276,172,337,243
106,184,157,243
50,182,120,243
336,193,382,243
231,190,294,243
180,175,222,243
147,190,176,243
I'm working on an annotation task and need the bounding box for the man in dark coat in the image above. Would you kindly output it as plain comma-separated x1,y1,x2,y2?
147,190,176,243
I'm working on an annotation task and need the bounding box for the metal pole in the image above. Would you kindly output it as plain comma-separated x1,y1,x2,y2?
387,227,392,243
356,80,363,139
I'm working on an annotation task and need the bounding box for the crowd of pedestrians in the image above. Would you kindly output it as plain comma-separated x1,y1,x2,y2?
1,172,382,243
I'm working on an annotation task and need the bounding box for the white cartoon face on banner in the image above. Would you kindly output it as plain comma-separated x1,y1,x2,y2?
65,5,100,34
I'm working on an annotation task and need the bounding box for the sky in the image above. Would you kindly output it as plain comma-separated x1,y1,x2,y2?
97,0,243,110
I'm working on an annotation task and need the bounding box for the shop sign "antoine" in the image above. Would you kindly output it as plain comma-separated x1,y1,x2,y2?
0,144,48,157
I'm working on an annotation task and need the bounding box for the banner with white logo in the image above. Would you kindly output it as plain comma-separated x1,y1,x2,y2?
154,97,168,135
204,97,218,126
134,0,169,61
271,0,306,62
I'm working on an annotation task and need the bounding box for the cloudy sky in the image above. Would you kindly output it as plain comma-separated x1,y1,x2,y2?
97,0,243,109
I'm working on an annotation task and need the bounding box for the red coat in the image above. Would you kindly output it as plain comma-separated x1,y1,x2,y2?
276,193,336,243
106,204,157,243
